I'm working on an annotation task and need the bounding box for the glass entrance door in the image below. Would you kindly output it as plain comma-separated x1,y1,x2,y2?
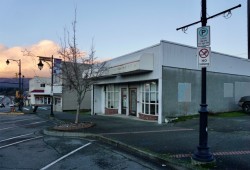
121,88,127,114
129,88,137,116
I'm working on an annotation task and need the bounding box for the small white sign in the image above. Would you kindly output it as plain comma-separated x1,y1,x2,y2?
197,47,210,67
197,26,210,47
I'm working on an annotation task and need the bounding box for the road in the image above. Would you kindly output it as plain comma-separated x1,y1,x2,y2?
0,112,164,170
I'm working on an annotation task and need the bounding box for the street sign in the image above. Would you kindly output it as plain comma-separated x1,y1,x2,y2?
197,26,210,47
197,47,210,67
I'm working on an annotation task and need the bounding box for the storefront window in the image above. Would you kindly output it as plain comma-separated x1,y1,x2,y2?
35,96,51,105
55,98,61,106
141,82,158,115
105,85,119,109
35,97,43,104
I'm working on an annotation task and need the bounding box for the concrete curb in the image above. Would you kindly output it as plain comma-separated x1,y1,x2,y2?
43,129,95,138
43,129,193,170
0,112,24,115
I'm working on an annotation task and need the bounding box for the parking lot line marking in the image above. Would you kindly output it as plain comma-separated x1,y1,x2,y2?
40,142,92,170
0,120,48,131
0,133,33,143
100,128,194,135
1,117,37,124
0,136,43,149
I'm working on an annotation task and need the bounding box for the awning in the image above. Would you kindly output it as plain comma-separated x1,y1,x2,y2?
30,89,44,93
106,53,154,76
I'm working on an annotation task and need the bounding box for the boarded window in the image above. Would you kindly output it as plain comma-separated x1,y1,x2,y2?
178,83,191,102
224,83,233,98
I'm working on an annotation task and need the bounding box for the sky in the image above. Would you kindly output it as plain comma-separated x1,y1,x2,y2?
0,0,247,78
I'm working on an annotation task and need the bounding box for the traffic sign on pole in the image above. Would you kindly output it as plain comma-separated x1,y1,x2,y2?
197,26,210,47
197,47,210,67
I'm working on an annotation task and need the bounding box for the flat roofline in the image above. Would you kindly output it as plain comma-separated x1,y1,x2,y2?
106,40,249,63
160,40,250,62
109,42,161,61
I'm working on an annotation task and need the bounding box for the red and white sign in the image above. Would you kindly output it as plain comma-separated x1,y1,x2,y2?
197,47,210,67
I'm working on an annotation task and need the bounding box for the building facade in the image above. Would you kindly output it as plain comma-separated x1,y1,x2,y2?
29,76,91,111
92,40,250,124
28,77,62,111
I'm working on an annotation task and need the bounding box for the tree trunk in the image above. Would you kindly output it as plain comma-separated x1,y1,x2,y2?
75,103,80,124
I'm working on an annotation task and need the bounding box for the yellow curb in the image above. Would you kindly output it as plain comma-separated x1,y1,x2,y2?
0,112,24,115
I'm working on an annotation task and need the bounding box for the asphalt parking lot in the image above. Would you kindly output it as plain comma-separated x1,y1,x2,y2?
0,113,165,170
38,110,250,170
1,108,250,170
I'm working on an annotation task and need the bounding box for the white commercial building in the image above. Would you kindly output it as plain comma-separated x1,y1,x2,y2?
92,40,250,124
28,77,62,111
29,76,91,112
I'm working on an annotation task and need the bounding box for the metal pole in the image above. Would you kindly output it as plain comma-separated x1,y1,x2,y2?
192,0,214,163
18,60,22,111
51,55,54,117
248,0,250,59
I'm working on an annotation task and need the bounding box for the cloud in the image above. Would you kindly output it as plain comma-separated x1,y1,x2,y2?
0,40,59,78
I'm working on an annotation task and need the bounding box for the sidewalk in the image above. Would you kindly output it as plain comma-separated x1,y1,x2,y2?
37,110,250,170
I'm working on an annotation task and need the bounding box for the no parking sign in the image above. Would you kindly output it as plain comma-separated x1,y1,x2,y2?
197,47,210,67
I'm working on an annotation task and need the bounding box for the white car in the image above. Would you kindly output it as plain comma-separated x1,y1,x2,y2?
9,103,16,107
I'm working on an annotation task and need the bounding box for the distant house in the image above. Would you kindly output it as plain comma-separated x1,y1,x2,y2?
28,77,62,111
0,95,13,106
92,40,250,124
28,75,91,112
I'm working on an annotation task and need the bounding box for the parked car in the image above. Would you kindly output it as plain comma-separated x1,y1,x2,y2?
0,103,5,108
238,96,250,113
9,103,16,107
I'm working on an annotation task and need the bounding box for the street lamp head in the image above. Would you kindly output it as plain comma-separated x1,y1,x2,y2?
6,59,10,65
37,60,44,70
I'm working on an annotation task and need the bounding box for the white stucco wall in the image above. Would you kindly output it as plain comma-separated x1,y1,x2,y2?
96,44,162,85
161,40,250,76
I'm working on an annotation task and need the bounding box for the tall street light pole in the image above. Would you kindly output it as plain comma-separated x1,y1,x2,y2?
6,59,22,111
192,0,214,163
37,55,54,117
176,0,241,165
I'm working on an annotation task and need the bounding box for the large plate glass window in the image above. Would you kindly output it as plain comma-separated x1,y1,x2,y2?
105,85,119,109
141,82,158,115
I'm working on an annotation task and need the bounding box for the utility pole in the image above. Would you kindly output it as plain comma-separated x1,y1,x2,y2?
176,0,241,165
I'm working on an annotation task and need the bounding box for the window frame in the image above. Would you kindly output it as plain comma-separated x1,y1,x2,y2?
105,85,119,109
141,82,158,115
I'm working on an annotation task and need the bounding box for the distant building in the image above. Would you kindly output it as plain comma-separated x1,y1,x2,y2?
92,40,250,124
28,77,62,111
28,76,91,111
0,95,13,106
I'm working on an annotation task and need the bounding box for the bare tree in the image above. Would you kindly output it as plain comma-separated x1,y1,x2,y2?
58,9,106,124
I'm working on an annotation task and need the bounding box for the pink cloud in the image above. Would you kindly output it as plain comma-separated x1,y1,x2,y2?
0,40,59,78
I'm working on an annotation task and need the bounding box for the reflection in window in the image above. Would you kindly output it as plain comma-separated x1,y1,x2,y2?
105,85,119,109
141,82,158,115
35,96,51,104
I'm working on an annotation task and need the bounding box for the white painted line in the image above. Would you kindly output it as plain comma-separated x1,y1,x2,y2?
100,128,194,135
22,108,30,111
0,120,48,131
1,117,37,124
40,142,92,170
0,136,43,149
0,133,33,143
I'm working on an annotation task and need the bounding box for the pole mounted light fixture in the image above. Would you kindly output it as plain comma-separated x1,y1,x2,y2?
5,58,22,111
37,60,44,70
37,55,54,117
